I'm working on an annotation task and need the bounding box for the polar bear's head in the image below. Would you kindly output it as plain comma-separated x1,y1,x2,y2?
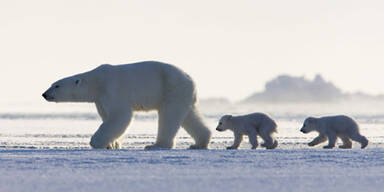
300,117,318,133
216,115,233,132
42,74,92,103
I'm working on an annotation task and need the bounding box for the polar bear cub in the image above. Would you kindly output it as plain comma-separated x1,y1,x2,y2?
216,113,278,149
300,115,368,149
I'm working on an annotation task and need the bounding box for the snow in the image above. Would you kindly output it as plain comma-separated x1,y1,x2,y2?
2,149,384,192
1,102,384,191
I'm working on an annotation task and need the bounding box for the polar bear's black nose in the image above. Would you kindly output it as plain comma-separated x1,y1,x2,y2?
42,93,47,99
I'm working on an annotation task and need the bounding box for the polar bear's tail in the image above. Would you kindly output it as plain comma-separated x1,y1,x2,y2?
182,106,211,149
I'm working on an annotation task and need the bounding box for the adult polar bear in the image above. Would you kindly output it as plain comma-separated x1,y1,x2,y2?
42,61,211,150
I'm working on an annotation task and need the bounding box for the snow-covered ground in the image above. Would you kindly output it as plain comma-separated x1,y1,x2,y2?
1,101,384,192
2,149,384,192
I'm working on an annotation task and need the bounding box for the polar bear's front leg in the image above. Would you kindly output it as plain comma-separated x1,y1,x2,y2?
248,132,258,149
323,132,336,149
90,108,132,149
308,134,327,146
227,132,243,150
339,136,352,149
106,141,121,149
96,102,108,121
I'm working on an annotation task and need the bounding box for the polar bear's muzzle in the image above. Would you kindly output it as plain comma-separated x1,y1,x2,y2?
300,128,308,134
216,127,224,132
42,92,54,101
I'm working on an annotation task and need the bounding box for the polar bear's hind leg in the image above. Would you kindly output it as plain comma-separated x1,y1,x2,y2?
349,133,368,149
182,106,211,149
339,136,352,149
145,98,192,150
259,126,277,149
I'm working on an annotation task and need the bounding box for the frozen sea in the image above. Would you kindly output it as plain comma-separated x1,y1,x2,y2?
1,100,384,192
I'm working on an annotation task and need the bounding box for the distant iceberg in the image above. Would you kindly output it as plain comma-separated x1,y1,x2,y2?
243,74,371,103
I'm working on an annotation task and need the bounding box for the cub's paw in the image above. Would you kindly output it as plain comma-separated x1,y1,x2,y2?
339,145,352,149
323,145,334,149
361,140,368,149
189,144,208,150
308,142,316,147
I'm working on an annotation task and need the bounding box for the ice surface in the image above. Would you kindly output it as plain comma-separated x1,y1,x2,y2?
1,149,384,192
1,101,384,191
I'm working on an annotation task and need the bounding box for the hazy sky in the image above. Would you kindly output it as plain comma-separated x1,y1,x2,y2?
1,0,384,102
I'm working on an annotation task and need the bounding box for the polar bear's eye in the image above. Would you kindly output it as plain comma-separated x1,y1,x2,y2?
219,122,222,125
55,85,60,88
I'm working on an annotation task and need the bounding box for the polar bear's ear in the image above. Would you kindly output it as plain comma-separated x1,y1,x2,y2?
75,79,82,86
227,115,232,120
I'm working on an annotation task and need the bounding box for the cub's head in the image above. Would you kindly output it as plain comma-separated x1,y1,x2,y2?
300,117,318,134
42,75,90,103
216,115,233,132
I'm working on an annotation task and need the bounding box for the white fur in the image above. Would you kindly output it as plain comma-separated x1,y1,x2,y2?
43,61,211,150
300,115,368,149
216,113,278,149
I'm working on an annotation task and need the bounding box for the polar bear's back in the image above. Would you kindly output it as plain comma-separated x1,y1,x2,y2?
236,113,277,132
92,61,195,109
320,115,360,134
107,61,194,86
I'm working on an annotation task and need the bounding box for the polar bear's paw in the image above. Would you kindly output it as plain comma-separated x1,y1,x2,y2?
90,136,108,149
361,137,369,149
261,140,278,149
107,141,121,150
90,135,120,149
339,144,352,149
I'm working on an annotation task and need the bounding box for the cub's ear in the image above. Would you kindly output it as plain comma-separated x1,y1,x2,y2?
75,79,82,86
227,115,233,120
307,117,317,123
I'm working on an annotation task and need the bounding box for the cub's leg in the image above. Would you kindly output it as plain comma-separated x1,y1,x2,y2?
339,135,352,149
259,127,277,149
227,132,243,150
323,132,336,149
308,134,327,147
349,133,369,149
248,132,258,149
